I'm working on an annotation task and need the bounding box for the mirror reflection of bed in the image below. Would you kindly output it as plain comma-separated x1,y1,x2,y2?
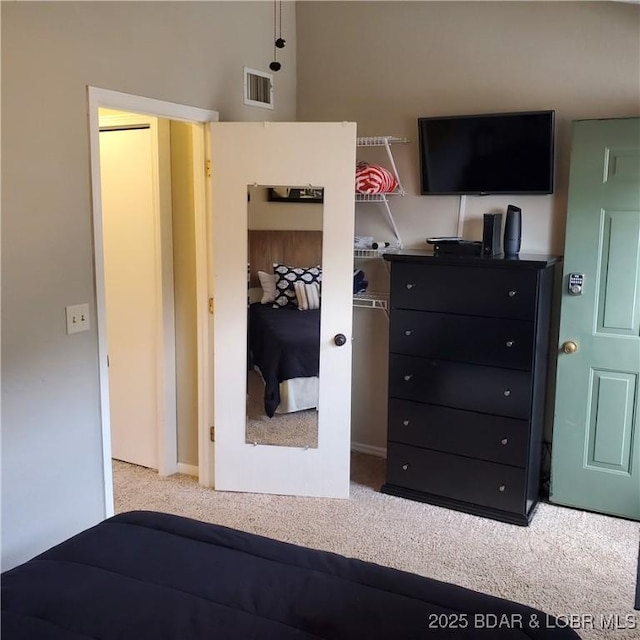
246,186,324,448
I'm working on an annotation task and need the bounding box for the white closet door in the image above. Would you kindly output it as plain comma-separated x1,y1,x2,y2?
209,122,356,498
100,125,159,471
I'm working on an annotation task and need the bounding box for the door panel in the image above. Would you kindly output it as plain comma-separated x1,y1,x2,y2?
100,126,159,470
597,210,640,334
209,122,356,498
551,118,640,519
587,370,636,471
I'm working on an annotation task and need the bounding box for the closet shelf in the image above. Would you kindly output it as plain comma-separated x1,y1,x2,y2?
354,248,392,259
355,135,408,249
356,136,410,147
352,292,389,311
355,192,404,201
353,135,408,315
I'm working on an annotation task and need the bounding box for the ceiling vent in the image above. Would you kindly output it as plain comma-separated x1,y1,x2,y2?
243,67,274,110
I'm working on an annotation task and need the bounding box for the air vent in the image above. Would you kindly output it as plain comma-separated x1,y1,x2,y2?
243,67,274,109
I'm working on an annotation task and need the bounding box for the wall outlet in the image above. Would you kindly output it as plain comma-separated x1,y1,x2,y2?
66,303,90,335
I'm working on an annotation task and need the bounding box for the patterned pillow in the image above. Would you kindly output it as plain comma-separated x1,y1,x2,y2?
273,264,322,308
294,281,321,310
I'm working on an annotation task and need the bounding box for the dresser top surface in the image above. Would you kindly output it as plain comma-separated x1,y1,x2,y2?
383,250,561,269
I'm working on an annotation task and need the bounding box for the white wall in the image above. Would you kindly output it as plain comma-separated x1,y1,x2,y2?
1,1,297,570
296,1,640,451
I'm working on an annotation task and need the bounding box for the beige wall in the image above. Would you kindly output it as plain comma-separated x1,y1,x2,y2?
1,1,297,570
297,1,639,252
248,186,323,230
296,1,640,451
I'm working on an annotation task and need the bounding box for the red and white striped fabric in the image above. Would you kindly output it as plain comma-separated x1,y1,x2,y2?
355,162,398,194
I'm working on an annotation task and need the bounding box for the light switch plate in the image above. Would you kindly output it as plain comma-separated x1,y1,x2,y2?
66,303,90,334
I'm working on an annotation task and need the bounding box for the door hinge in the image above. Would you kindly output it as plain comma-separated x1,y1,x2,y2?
206,160,212,178
210,426,215,442
208,297,214,314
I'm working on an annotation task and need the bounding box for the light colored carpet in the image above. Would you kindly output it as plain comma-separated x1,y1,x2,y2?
113,453,640,639
245,370,318,448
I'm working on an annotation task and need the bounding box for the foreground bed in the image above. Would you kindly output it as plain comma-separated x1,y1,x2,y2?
2,511,580,639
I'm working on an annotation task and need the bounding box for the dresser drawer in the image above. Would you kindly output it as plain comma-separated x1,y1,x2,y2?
390,310,534,370
386,443,527,514
388,399,529,467
389,354,531,419
390,263,537,320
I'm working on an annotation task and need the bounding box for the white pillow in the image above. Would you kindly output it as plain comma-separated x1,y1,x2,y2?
248,287,263,304
294,281,320,310
258,271,277,304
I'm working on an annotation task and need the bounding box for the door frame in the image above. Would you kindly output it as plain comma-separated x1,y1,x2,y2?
87,87,218,516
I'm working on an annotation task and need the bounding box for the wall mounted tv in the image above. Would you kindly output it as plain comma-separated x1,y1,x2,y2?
418,110,555,195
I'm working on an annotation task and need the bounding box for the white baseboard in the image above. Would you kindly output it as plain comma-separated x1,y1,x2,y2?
177,462,199,477
351,442,387,458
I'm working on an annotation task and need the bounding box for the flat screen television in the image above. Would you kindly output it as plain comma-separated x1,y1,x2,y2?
418,110,555,195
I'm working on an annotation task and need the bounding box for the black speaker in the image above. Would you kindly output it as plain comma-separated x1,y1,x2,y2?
504,205,522,256
482,213,503,256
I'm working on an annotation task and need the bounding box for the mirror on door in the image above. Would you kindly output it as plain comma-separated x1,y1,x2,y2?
245,185,324,448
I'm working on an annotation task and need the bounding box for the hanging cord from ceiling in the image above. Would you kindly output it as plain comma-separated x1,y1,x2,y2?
269,0,286,72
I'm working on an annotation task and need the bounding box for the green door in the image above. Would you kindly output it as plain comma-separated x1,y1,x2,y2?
551,118,640,520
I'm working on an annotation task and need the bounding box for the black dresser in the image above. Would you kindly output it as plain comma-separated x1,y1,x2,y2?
381,250,559,525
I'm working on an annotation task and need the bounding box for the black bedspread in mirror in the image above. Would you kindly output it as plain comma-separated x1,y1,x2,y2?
248,302,320,417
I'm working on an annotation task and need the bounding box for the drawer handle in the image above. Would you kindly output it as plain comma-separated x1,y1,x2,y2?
404,329,413,336
402,420,410,426
505,340,514,348
403,374,413,382
501,438,508,445
402,463,409,471
508,290,518,298
498,484,506,492
406,283,415,290
503,389,511,397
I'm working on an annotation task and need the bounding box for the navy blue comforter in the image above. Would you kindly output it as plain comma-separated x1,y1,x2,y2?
1,511,582,639
249,303,320,417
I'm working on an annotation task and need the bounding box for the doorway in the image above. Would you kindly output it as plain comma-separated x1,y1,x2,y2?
88,87,218,517
99,113,166,472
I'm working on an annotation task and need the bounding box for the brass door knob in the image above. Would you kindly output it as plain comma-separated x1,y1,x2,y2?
562,340,578,354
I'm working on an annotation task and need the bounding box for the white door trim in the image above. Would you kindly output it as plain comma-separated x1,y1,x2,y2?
88,87,218,517
192,123,215,487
